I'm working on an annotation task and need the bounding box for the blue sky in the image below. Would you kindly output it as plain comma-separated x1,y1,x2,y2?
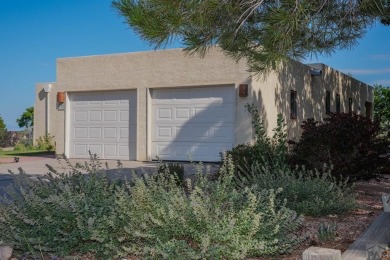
0,1,389,130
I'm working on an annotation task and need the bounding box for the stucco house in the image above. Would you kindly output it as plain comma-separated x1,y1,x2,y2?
34,48,373,162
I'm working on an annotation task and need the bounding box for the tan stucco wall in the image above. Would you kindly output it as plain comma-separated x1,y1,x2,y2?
38,48,253,160
34,48,373,161
250,61,373,141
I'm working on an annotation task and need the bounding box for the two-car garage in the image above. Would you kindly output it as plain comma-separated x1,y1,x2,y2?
68,86,236,162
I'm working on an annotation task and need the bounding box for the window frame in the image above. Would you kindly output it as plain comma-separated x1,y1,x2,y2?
336,93,341,113
290,90,297,119
348,97,353,113
325,91,331,114
365,101,372,119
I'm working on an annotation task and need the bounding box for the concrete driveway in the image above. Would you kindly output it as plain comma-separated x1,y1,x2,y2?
0,156,157,197
0,156,220,197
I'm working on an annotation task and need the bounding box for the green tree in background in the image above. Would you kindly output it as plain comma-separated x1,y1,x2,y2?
0,115,9,147
374,85,390,133
16,106,34,128
16,106,34,147
112,0,389,73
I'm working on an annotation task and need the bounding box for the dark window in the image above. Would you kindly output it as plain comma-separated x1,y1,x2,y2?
336,94,341,113
348,98,353,113
326,91,331,114
365,102,372,118
290,90,297,119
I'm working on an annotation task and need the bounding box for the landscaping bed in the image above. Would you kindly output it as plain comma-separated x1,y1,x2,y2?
267,175,390,260
2,175,388,260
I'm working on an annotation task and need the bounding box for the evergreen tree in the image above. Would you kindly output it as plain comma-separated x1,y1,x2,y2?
113,0,389,73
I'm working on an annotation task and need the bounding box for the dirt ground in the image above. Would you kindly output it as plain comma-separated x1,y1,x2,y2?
263,175,390,260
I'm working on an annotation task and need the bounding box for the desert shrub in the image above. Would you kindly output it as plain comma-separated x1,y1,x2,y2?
235,161,356,216
0,155,129,258
226,104,288,171
156,162,185,186
123,156,304,259
13,142,28,151
289,112,389,181
35,134,55,151
0,156,305,259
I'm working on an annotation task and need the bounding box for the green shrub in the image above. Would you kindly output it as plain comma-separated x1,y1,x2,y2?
236,161,356,216
35,134,55,152
289,112,389,181
123,156,304,259
13,142,28,151
156,162,185,186
0,155,305,259
0,155,129,258
317,222,338,241
226,104,288,172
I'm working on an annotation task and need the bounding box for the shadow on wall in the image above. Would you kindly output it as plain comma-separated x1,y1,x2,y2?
274,60,361,141
152,85,256,162
250,87,269,140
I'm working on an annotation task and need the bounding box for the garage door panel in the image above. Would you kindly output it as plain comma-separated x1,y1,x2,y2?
89,144,103,157
152,142,231,161
119,127,129,140
213,125,234,138
157,108,173,119
69,90,136,160
152,86,235,162
153,105,234,123
157,126,172,139
89,128,102,138
118,146,129,156
103,128,117,139
74,144,88,156
104,145,117,157
75,111,88,121
119,111,130,121
156,144,172,156
175,107,191,119
74,127,87,139
103,110,117,121
90,111,102,121
175,125,210,139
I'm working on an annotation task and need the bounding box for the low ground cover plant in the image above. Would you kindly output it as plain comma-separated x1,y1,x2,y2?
236,161,356,216
0,156,304,259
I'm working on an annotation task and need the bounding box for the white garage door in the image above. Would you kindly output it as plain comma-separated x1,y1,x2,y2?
152,86,235,162
69,90,137,160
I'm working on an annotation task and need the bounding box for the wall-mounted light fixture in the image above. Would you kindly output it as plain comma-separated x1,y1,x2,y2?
57,92,65,103
239,84,248,97
44,84,52,93
310,69,322,76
